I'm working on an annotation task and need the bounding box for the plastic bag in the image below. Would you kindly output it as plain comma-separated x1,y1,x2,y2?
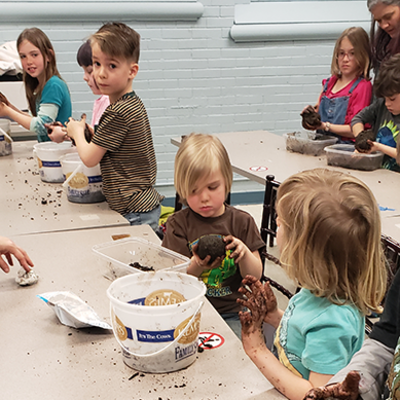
37,291,112,330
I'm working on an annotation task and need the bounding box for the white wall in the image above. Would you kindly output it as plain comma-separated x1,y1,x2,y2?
0,0,364,196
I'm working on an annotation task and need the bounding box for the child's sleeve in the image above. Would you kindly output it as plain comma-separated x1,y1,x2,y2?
161,214,191,258
30,103,58,142
235,210,265,254
301,307,364,375
345,80,373,125
31,77,69,141
351,98,380,129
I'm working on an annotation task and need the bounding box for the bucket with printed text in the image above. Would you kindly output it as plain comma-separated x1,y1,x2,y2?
60,153,105,203
107,271,206,373
33,141,76,183
0,119,12,156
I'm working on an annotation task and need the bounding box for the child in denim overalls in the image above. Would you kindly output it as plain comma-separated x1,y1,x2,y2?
302,27,372,143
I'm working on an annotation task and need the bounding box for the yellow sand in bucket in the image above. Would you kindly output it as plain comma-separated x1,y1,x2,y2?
107,271,206,373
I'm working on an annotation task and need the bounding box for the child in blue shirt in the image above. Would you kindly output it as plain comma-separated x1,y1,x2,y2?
352,53,400,172
238,168,387,400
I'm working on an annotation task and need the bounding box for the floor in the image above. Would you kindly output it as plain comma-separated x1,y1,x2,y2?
236,204,297,312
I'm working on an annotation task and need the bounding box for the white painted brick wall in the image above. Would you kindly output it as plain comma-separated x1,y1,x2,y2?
0,0,337,194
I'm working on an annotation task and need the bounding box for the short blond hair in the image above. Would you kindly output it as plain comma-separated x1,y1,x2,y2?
174,133,232,205
277,168,386,315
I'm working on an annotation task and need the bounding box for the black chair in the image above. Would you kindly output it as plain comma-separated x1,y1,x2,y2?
260,175,280,248
259,175,295,298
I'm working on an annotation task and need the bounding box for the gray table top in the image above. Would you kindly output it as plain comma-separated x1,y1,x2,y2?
0,141,128,236
0,225,282,400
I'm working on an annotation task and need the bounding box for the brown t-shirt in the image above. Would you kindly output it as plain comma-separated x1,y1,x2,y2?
162,205,265,314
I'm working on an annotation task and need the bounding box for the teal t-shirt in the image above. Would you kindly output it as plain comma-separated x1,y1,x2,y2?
39,75,71,126
273,288,364,379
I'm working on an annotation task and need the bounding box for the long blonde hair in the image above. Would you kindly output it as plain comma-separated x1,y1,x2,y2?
277,168,386,314
17,28,61,116
174,133,233,205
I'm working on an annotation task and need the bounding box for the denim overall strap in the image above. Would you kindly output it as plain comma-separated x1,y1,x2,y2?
319,77,362,126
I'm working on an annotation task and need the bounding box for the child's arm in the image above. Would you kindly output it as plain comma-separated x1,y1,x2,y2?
0,235,34,273
352,122,365,137
368,141,397,159
0,102,33,131
243,342,333,400
320,121,354,138
66,117,106,167
224,235,263,280
238,276,333,400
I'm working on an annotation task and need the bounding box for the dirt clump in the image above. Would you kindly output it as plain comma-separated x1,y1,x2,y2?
129,262,155,272
355,130,375,152
197,234,226,263
301,105,321,130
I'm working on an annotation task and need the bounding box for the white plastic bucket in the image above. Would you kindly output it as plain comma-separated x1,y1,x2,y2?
0,119,12,156
107,271,206,373
60,153,105,203
33,141,76,183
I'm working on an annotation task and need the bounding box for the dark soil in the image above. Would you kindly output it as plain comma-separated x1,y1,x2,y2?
129,262,155,272
355,130,375,152
301,105,321,130
197,234,226,263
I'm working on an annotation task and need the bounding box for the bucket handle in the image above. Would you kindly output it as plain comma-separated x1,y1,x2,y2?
111,301,204,359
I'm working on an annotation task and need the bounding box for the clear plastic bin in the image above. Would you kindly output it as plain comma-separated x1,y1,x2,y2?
324,144,384,171
284,131,338,156
92,237,190,280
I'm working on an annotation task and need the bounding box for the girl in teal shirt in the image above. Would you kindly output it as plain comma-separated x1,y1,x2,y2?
238,169,387,400
0,28,71,142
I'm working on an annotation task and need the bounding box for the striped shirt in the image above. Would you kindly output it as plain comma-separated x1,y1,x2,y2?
92,91,162,214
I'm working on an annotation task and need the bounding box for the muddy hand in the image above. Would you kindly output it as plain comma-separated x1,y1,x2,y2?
303,371,360,400
238,275,273,331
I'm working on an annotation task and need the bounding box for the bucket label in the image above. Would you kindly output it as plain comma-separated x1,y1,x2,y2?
174,314,201,344
175,343,198,362
68,188,90,198
128,290,186,306
66,172,89,189
89,175,102,183
136,329,175,342
42,160,61,168
114,315,134,341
